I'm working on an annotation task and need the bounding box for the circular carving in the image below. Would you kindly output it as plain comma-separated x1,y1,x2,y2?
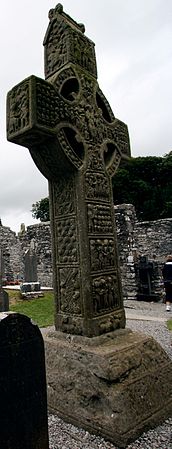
60,77,79,102
103,142,116,168
62,126,85,162
96,89,114,123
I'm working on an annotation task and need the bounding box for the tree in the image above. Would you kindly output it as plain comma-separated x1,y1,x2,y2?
31,197,50,222
112,153,172,221
32,152,172,223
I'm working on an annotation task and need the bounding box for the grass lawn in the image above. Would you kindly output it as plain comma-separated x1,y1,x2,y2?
167,319,172,331
7,289,54,328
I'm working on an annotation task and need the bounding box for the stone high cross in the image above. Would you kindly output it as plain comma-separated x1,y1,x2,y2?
7,4,130,337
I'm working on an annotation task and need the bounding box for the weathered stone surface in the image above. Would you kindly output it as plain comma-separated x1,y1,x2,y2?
24,247,37,282
7,4,130,337
0,225,23,283
6,3,172,447
115,204,172,300
0,312,49,449
44,328,172,447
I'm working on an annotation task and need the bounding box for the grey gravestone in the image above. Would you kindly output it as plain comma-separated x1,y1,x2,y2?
6,4,172,447
24,240,37,283
0,249,9,311
0,312,49,449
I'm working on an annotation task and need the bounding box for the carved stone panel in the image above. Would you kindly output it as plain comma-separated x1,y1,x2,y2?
56,217,78,264
92,274,119,314
53,176,75,217
90,238,115,272
87,204,113,234
59,267,81,315
7,80,30,137
44,5,97,79
85,172,110,201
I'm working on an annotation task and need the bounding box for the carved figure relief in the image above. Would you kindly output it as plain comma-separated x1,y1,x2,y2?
45,19,68,77
85,172,110,201
71,31,96,75
59,267,81,314
86,148,104,171
8,82,29,135
92,274,119,313
44,4,97,79
90,238,115,272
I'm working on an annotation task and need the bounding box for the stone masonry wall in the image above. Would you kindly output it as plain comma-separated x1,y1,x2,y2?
114,205,167,300
0,224,23,282
1,206,172,299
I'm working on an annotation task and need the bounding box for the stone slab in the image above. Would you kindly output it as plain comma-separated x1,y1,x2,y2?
0,312,49,449
44,328,172,448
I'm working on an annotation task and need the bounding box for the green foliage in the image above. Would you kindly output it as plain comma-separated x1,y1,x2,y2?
10,291,54,327
31,197,50,222
31,152,172,223
112,152,172,221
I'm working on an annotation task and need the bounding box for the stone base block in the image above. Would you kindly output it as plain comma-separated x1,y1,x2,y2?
44,328,172,448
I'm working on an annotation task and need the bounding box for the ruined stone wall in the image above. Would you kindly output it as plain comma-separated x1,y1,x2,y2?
114,205,172,300
134,218,172,261
114,204,138,300
0,224,23,281
1,206,172,298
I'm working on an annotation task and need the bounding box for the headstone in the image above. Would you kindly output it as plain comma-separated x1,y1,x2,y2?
24,241,37,283
0,249,9,311
0,312,49,449
6,4,172,447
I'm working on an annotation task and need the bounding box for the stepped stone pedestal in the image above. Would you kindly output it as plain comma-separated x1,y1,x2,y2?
7,4,172,447
44,328,172,447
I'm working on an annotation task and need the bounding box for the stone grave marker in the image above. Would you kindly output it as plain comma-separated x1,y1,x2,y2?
6,3,172,447
0,249,9,311
24,239,37,283
0,312,49,449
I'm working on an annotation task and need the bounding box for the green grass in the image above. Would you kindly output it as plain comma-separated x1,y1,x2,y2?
167,319,172,331
8,290,54,328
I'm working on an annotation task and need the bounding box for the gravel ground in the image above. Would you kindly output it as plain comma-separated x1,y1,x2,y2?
48,301,172,449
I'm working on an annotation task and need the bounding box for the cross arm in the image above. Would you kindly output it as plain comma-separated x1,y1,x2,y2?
6,75,60,148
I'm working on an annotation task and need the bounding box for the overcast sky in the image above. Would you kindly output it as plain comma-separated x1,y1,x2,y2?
0,0,172,233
